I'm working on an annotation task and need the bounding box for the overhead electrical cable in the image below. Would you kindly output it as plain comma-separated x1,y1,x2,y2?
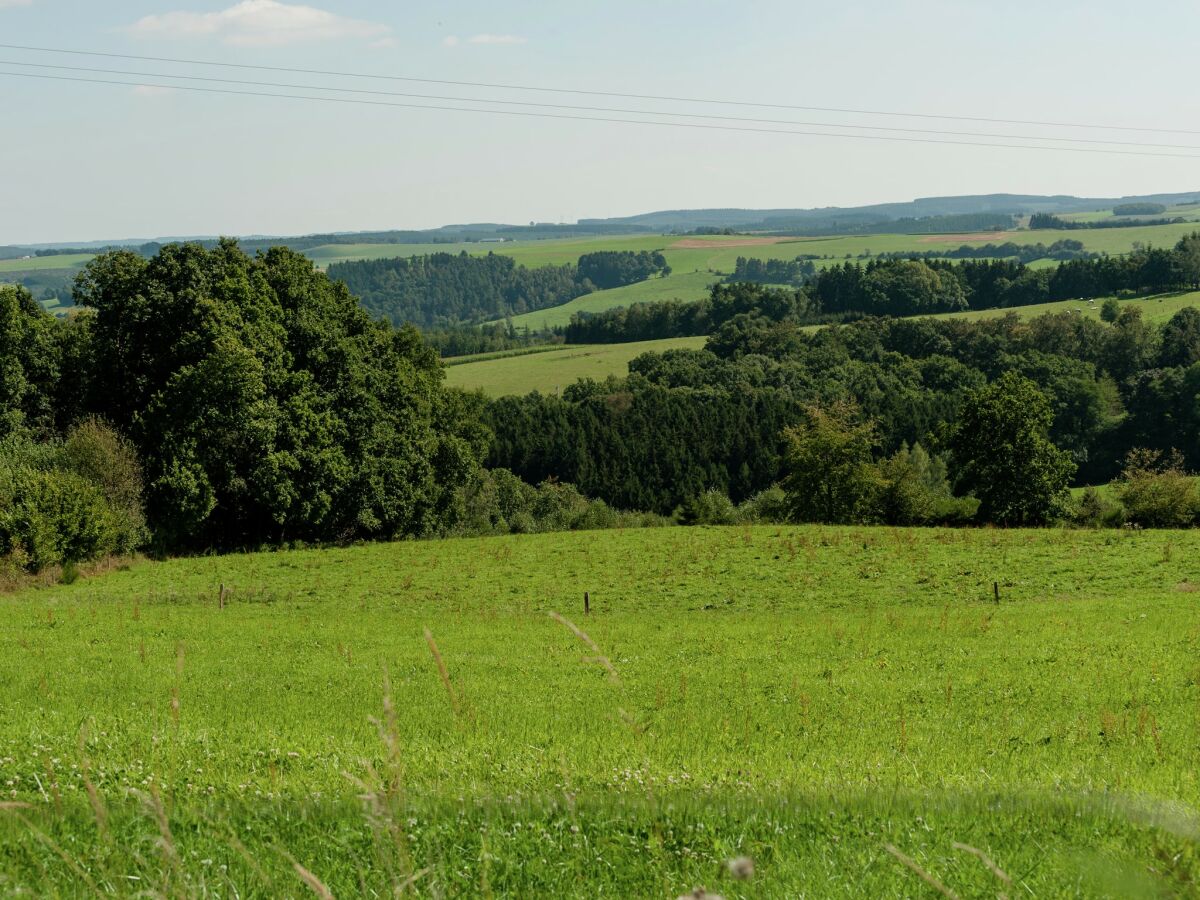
3,58,1199,151
4,70,1200,160
1,42,1197,137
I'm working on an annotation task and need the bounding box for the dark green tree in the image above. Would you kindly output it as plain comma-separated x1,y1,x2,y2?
1159,307,1200,368
948,371,1076,525
781,400,882,523
73,241,487,550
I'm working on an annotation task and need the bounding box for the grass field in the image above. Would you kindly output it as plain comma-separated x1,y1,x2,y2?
940,289,1200,326
445,336,707,395
503,270,717,331
0,253,94,273
1060,203,1200,224
1,525,1199,895
446,292,1200,398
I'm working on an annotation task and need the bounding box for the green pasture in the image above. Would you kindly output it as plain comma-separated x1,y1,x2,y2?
503,270,717,331
0,253,93,275
1060,203,1200,224
939,289,1200,326
444,335,707,395
1,525,1199,895
448,292,1200,400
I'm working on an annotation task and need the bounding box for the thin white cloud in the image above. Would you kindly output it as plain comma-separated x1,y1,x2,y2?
442,35,460,48
467,34,527,45
0,0,34,8
127,0,390,47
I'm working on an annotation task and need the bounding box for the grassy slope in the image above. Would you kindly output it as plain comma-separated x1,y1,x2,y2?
1,526,1198,895
444,335,707,395
446,292,1200,398
0,253,94,273
939,289,1200,326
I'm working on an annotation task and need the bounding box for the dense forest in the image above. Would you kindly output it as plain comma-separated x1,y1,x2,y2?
493,294,1200,517
1,243,489,559
760,211,1015,237
328,252,589,328
566,235,1200,343
728,256,818,286
875,239,1095,264
1030,212,1187,230
328,249,669,328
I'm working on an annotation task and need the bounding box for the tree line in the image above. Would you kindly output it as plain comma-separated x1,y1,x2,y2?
1030,212,1187,230
328,249,669,329
565,235,1200,343
874,239,1094,265
491,292,1200,517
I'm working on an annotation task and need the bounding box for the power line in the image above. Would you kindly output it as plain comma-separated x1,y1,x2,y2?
6,70,1200,160
1,42,1196,137
5,58,1200,152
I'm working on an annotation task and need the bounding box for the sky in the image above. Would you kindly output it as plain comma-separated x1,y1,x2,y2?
1,0,1199,244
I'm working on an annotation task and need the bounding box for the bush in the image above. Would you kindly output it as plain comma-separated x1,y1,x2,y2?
1072,486,1125,529
735,486,790,524
61,418,146,553
0,466,119,572
1115,449,1200,528
674,490,738,526
0,424,146,573
454,468,667,536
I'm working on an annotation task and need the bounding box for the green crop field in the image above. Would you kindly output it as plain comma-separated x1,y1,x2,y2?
445,335,707,395
0,253,94,274
2,525,1199,896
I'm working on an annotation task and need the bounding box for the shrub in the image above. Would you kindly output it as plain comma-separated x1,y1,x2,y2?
674,490,738,526
735,486,789,524
454,468,666,536
61,418,147,553
1073,486,1125,529
0,466,119,572
0,426,146,573
1115,449,1199,528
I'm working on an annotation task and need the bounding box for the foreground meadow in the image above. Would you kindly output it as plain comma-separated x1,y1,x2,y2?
2,526,1199,896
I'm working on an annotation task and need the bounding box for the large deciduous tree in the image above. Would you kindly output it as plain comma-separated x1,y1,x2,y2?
73,240,487,550
948,371,1076,525
781,399,883,524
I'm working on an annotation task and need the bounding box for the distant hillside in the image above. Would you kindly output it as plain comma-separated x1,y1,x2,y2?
8,191,1199,254
580,192,1200,232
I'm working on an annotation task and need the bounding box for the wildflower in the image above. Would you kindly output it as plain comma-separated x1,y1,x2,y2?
727,856,754,880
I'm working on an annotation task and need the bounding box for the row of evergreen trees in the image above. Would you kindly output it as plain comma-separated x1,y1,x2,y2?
328,249,670,328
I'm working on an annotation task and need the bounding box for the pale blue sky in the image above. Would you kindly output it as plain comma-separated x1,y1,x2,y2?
2,0,1198,243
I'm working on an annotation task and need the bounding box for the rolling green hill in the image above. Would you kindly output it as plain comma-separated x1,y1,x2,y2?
448,291,1200,397
2,525,1198,895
